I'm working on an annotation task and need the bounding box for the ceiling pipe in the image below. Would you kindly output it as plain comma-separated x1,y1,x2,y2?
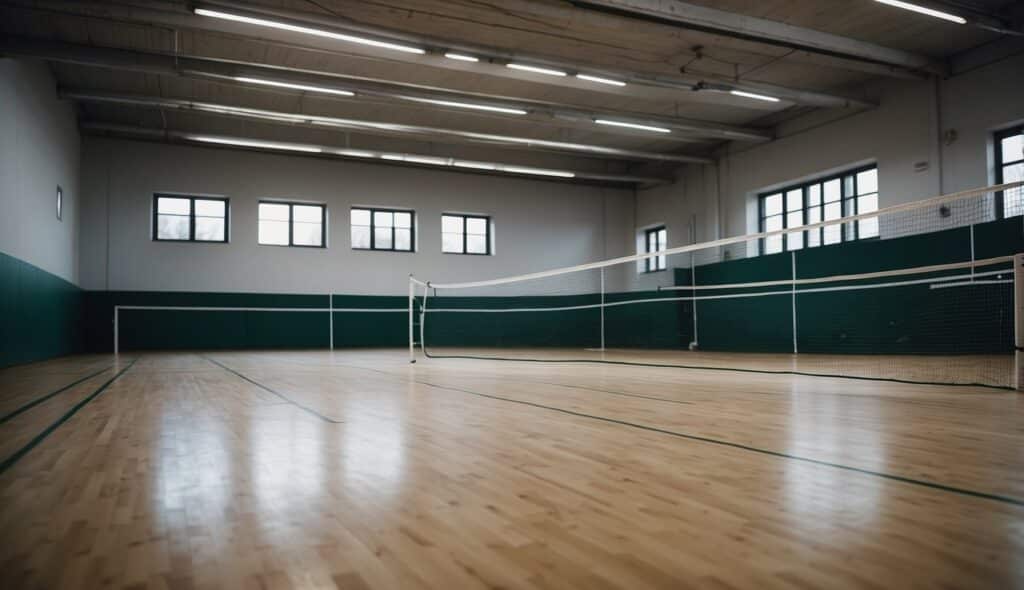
79,123,672,186
62,89,714,164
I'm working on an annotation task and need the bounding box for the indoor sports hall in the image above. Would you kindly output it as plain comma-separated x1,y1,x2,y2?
1,1,1023,588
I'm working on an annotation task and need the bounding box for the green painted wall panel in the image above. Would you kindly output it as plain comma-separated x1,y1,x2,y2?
0,251,81,368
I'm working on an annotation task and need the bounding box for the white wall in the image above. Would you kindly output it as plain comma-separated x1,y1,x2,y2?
632,51,1024,263
79,138,633,295
0,58,80,283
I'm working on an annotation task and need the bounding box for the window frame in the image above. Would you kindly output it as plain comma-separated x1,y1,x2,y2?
441,213,492,256
994,126,1024,219
643,225,667,273
258,200,327,248
152,193,230,243
350,206,415,252
757,164,878,256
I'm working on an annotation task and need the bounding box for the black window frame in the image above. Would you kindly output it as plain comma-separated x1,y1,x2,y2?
758,164,878,256
152,193,230,243
350,207,415,252
441,213,492,256
258,200,327,248
994,126,1024,219
644,225,667,273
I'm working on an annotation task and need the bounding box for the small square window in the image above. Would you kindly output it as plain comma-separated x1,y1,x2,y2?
153,194,229,243
644,226,667,272
352,207,415,251
258,201,325,247
56,186,62,221
442,214,491,255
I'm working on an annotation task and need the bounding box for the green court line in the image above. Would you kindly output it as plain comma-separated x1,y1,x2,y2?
201,356,343,424
410,377,1024,507
0,360,137,476
0,365,115,425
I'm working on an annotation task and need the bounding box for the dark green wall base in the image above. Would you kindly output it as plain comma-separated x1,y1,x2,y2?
0,251,81,368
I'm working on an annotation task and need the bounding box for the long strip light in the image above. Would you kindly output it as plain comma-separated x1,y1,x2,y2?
506,63,567,77
193,8,427,54
576,74,627,87
729,90,780,103
503,166,575,178
444,52,479,62
399,96,528,115
234,77,354,97
594,119,672,134
873,0,967,24
190,136,322,153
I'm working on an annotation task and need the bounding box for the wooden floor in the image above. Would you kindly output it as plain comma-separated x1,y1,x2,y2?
0,349,1022,589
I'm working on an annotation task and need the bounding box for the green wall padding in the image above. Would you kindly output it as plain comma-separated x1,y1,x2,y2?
0,251,81,368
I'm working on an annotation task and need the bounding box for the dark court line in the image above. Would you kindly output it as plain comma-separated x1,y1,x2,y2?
200,355,343,424
0,365,115,425
0,360,137,476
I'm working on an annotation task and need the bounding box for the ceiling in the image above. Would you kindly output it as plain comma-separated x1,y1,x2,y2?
1,0,1021,185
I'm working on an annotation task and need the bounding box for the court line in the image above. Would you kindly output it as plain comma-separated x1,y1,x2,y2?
200,355,343,424
409,378,1024,507
0,360,137,476
0,365,115,425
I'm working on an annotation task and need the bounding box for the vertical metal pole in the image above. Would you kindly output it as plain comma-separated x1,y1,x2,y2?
408,277,415,363
1015,253,1023,391
690,253,698,349
113,306,119,356
600,267,606,351
329,293,334,351
791,251,798,355
969,224,976,281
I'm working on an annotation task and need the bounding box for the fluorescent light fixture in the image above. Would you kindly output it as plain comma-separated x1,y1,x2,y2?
502,166,575,178
190,136,322,153
576,74,626,87
339,149,376,158
400,96,527,115
193,8,427,54
594,119,672,134
404,155,448,166
873,0,966,24
453,161,498,170
729,90,780,103
380,154,405,161
234,77,354,97
444,52,479,62
506,63,567,77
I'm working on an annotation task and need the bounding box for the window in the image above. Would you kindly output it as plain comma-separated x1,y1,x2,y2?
442,214,491,255
258,201,326,247
995,127,1023,218
56,186,62,221
644,226,667,272
153,194,228,242
758,165,878,255
351,207,414,251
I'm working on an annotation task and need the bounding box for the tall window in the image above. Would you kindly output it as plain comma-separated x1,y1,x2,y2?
644,226,667,272
153,194,228,242
442,214,491,255
995,127,1023,218
759,165,878,255
258,201,326,247
351,207,414,251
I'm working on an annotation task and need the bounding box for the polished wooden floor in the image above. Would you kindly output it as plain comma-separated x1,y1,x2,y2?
0,349,1022,589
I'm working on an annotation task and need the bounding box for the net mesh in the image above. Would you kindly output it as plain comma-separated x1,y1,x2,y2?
414,183,1023,389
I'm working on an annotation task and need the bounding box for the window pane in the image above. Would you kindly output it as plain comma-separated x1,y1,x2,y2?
466,217,487,235
394,212,412,228
824,202,841,220
374,211,394,228
764,235,782,254
293,222,322,246
351,225,371,249
657,228,666,248
195,218,225,241
787,231,803,251
657,255,666,270
808,184,821,206
857,169,878,195
375,227,393,249
1002,134,1023,164
293,205,322,223
1002,163,1023,217
467,234,487,254
859,216,879,239
843,174,855,198
442,215,464,234
786,211,803,228
260,220,289,245
858,194,878,214
823,179,841,202
823,223,842,245
764,194,782,216
786,190,802,212
351,208,371,226
157,214,189,240
260,203,290,222
195,199,225,217
157,197,190,215
764,215,783,231
442,232,463,253
394,228,412,251
807,206,822,224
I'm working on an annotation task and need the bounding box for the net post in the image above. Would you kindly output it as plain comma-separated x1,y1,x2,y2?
600,267,606,351
408,276,416,364
1015,253,1023,391
113,306,119,356
791,251,798,355
328,293,334,351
